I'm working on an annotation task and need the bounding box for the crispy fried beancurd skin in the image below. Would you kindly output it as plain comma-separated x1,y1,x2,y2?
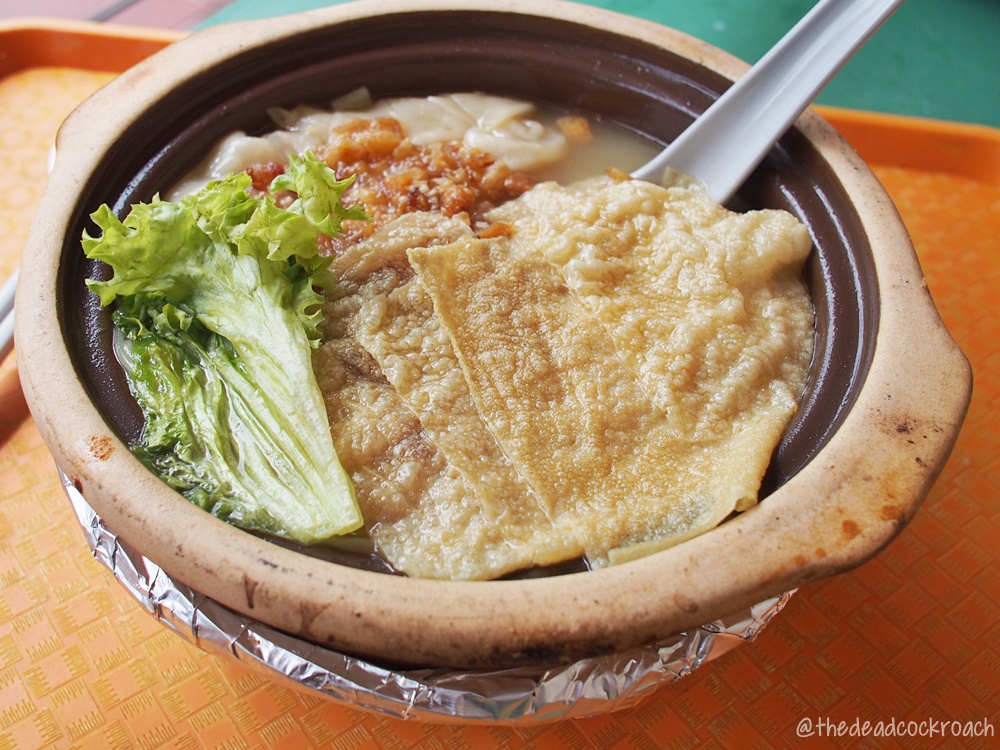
314,175,813,578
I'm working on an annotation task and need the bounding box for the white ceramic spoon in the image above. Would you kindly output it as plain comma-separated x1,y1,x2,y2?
631,0,905,203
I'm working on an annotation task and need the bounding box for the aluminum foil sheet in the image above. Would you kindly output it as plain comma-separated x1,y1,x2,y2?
62,468,793,724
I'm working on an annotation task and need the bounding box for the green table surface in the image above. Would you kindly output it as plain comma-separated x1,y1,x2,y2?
199,0,999,129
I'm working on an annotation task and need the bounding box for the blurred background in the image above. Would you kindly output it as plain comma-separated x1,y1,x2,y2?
0,0,234,29
0,0,997,128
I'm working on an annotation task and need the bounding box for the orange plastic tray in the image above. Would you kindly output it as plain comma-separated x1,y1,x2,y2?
1,19,997,749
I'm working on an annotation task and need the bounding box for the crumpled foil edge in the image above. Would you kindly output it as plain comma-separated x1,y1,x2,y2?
61,468,794,724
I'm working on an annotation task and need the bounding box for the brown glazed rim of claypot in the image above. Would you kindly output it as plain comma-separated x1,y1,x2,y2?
17,0,971,669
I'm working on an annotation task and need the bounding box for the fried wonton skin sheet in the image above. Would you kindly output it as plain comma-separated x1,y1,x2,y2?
315,177,814,578
487,177,815,446
317,213,576,579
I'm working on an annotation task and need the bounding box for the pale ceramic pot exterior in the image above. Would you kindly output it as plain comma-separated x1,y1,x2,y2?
17,0,971,668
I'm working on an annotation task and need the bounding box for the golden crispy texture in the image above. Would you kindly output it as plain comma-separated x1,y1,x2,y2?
488,178,815,445
318,213,577,578
353,275,580,578
315,178,814,577
408,229,776,567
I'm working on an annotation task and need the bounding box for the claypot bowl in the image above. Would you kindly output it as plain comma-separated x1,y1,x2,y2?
17,0,971,669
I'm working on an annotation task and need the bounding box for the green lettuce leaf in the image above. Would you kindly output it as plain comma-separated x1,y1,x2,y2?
84,153,366,543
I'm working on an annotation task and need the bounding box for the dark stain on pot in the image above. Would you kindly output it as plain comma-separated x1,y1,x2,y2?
672,593,700,615
86,434,113,461
880,503,907,524
841,519,862,540
243,574,258,609
489,642,576,668
299,601,326,633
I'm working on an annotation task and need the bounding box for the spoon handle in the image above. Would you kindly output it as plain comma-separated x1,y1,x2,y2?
632,0,905,203
0,269,16,364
